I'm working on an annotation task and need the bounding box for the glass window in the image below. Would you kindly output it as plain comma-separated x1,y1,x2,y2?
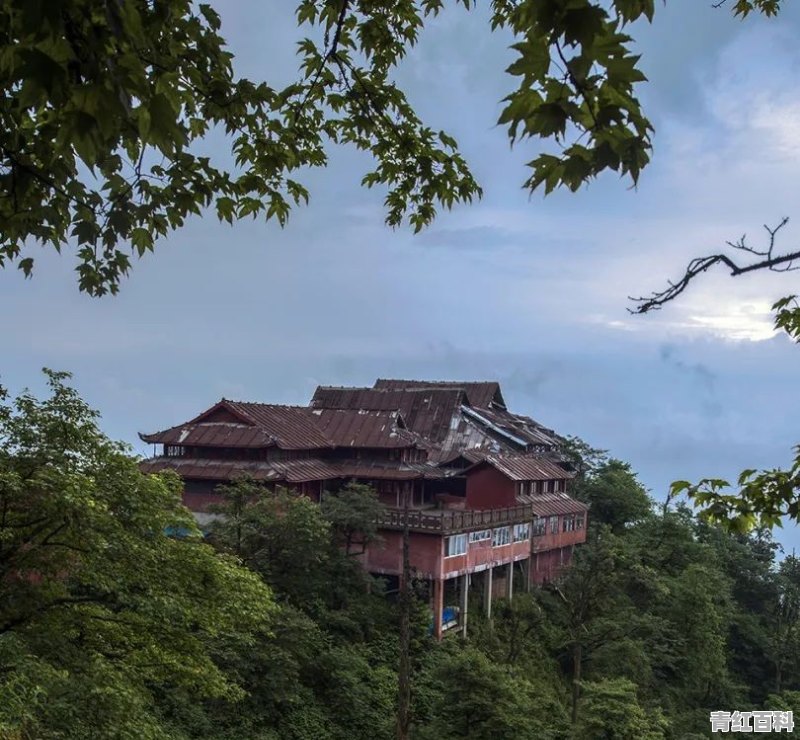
513,523,530,542
532,517,546,536
445,534,467,557
576,515,584,530
549,515,559,534
492,526,511,547
469,530,491,543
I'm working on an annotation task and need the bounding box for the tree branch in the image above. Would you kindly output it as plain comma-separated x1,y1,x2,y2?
629,217,797,313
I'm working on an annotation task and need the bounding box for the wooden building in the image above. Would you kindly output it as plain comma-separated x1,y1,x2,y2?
140,380,588,639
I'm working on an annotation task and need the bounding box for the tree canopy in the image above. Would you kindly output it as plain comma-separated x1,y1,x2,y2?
0,0,780,295
0,370,274,738
0,376,796,736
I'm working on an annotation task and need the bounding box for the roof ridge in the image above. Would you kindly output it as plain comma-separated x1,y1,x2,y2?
227,400,310,410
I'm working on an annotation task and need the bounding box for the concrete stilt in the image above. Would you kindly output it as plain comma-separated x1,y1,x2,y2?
507,560,514,601
433,578,444,642
460,573,469,638
484,567,493,619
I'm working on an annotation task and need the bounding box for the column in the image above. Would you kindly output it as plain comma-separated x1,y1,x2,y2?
484,566,493,619
460,573,469,638
506,560,514,601
432,577,444,642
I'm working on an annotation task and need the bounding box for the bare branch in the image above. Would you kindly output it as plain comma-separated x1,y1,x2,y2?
629,217,797,313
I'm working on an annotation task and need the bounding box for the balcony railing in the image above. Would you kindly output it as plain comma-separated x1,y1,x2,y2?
378,504,535,534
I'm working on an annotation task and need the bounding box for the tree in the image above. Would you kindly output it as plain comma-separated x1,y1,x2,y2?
320,481,384,555
575,678,668,740
573,458,652,533
541,528,639,723
2,0,778,294
209,479,332,609
767,554,800,695
0,370,274,739
416,646,568,740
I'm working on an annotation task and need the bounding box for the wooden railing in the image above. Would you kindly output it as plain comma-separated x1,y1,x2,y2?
378,504,535,534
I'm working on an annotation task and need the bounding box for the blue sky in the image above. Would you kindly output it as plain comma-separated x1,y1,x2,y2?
3,1,800,550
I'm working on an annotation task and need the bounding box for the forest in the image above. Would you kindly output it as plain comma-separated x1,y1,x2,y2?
0,372,797,739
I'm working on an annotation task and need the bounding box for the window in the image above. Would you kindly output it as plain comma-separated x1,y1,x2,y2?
445,534,467,557
576,515,584,530
513,523,530,542
469,529,492,543
548,515,559,534
532,517,546,536
563,515,576,532
492,526,511,547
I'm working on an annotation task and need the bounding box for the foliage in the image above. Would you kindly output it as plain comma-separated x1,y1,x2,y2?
208,479,332,609
320,481,385,555
0,386,795,740
415,645,568,740
0,370,274,739
575,678,668,739
2,0,777,294
572,458,652,532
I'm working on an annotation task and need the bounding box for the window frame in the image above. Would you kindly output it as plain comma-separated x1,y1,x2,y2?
445,533,468,557
513,522,531,542
492,526,511,547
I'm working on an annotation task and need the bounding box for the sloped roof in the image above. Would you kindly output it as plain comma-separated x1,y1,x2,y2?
311,387,466,443
138,422,273,448
224,401,332,449
140,456,449,483
309,408,413,448
468,454,573,481
141,400,416,451
522,492,589,516
374,379,505,409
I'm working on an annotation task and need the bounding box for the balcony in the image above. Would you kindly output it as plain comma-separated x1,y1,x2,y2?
377,503,535,534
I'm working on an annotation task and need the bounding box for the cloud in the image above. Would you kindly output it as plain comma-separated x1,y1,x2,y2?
3,0,800,549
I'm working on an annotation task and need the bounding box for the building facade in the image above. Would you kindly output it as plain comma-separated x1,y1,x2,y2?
140,380,588,639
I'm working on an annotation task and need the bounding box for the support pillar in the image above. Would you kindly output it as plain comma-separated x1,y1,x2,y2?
432,577,444,642
460,573,469,638
507,560,514,601
524,557,532,592
484,567,493,619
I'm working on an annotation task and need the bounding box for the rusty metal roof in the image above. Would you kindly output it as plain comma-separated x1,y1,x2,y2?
140,456,448,483
374,379,505,409
310,386,467,443
141,400,419,451
225,402,332,449
468,454,574,481
309,408,413,448
521,492,589,516
139,422,274,448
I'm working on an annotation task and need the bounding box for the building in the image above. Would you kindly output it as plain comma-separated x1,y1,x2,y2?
139,379,588,639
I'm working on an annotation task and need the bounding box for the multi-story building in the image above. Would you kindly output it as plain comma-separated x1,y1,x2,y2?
140,380,588,639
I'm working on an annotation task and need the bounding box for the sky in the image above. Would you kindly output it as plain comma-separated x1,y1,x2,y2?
3,0,800,550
